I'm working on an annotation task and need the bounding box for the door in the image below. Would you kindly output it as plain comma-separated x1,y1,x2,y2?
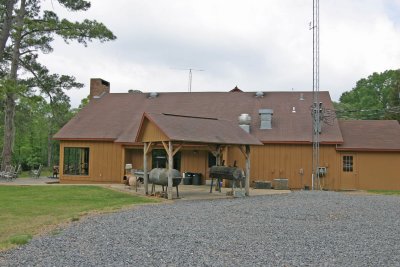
340,154,358,190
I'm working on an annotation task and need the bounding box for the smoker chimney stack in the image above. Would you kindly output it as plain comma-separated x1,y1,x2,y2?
90,78,110,99
259,109,273,129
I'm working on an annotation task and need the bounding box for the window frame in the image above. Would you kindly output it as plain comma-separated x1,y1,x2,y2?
63,147,90,176
342,155,353,172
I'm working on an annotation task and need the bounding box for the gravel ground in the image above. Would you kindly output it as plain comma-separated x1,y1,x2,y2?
1,191,400,267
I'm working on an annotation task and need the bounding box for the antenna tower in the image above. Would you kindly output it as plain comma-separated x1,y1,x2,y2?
311,0,321,190
188,68,204,92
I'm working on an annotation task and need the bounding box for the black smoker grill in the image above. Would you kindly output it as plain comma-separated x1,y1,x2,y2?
209,166,244,193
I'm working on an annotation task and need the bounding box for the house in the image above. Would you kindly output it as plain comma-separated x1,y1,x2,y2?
53,78,400,191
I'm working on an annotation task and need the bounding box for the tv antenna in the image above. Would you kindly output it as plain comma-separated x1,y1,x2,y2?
310,0,321,190
172,68,204,92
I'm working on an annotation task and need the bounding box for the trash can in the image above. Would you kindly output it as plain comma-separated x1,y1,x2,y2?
192,173,202,185
183,172,193,185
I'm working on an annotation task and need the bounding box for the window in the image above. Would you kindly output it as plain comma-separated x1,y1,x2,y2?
63,147,89,175
343,155,353,172
151,149,181,171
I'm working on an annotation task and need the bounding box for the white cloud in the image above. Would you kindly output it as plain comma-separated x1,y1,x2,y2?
39,0,400,107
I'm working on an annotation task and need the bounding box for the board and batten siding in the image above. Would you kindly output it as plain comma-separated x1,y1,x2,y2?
60,141,124,183
138,119,169,142
227,144,339,190
345,152,400,190
180,150,209,181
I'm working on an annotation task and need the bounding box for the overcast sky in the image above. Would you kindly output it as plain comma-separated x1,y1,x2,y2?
40,0,400,107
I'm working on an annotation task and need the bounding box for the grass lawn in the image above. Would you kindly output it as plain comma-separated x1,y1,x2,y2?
367,190,400,196
0,185,159,250
18,169,52,178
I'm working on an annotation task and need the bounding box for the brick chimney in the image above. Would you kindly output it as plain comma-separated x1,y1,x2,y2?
90,78,110,99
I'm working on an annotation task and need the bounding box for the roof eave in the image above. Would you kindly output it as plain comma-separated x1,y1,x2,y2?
336,147,400,152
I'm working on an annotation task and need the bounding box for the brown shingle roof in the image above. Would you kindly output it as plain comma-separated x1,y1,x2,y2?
337,120,400,151
53,91,343,144
138,113,262,145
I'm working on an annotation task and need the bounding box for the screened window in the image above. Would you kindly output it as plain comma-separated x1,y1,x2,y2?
343,155,353,172
63,147,89,175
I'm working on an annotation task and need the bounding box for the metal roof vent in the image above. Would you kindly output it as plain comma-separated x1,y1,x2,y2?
255,91,264,98
238,114,251,133
299,93,304,101
148,92,159,98
259,109,273,129
129,89,142,93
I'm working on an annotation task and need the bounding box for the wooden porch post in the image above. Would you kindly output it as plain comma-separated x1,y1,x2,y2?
216,145,221,166
167,141,173,200
245,145,250,196
143,142,148,195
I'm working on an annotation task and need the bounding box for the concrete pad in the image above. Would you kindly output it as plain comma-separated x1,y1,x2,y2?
0,178,290,201
109,183,290,201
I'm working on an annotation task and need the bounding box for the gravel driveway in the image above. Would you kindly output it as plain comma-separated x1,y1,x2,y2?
1,191,399,266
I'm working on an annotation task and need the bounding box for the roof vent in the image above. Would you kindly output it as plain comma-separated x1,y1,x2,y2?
129,89,142,93
255,91,264,98
148,92,158,98
259,109,273,129
238,114,251,133
299,93,304,101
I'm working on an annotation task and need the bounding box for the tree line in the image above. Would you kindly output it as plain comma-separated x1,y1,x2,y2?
0,0,115,170
335,69,400,121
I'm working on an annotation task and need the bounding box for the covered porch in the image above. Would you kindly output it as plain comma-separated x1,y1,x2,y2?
134,112,262,199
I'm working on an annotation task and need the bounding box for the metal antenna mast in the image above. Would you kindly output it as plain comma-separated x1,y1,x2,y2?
187,68,204,92
311,0,321,190
171,68,204,92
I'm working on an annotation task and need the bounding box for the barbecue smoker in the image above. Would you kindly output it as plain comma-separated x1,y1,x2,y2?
149,168,182,198
209,166,245,193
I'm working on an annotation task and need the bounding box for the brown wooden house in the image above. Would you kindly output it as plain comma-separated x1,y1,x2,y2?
53,78,400,190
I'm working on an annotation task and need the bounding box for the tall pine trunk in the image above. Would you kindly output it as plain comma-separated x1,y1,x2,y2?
1,0,25,170
0,0,16,60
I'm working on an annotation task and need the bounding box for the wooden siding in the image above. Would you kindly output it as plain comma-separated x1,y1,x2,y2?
138,119,169,142
351,152,400,190
60,140,400,190
180,150,208,183
125,148,146,170
228,144,338,190
60,141,124,183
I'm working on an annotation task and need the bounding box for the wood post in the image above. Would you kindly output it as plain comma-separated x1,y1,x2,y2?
143,142,148,195
245,145,250,196
167,141,173,200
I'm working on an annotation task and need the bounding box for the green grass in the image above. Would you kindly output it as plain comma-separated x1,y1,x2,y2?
18,168,52,178
0,185,159,250
367,190,400,196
